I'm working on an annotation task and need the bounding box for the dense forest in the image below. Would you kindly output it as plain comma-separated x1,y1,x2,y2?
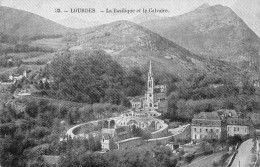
37,50,149,105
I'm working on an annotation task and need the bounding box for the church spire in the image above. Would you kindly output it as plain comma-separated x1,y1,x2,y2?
148,60,153,77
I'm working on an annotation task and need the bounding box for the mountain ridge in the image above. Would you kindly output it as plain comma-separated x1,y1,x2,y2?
140,4,260,69
0,6,242,77
0,6,73,37
74,20,240,77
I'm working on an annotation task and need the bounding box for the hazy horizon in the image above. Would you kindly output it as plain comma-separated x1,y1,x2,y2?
1,0,259,37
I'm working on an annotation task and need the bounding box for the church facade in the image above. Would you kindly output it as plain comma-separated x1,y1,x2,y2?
130,61,168,114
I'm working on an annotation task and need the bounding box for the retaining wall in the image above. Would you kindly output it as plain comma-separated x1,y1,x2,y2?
116,125,191,150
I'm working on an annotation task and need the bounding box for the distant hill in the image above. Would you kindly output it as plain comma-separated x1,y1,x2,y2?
130,13,163,24
57,17,101,29
0,6,241,77
141,4,260,70
0,6,72,37
74,20,240,77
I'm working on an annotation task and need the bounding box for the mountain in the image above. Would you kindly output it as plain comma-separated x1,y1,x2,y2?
231,0,260,38
0,6,240,77
57,17,101,29
0,6,72,37
130,13,163,24
74,20,239,77
140,4,260,70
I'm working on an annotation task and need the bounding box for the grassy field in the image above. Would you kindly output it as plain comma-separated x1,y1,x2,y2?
30,38,67,50
7,52,46,60
0,67,17,75
23,52,56,63
24,64,45,72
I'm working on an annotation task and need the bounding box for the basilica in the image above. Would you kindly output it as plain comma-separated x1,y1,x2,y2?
129,61,168,114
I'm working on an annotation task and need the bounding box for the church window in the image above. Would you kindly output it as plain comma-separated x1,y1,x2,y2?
149,81,151,88
149,103,152,107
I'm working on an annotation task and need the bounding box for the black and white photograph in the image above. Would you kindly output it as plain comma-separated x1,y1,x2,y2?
0,0,260,166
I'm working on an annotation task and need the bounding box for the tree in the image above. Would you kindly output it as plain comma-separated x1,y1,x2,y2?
227,135,242,146
49,50,126,104
131,125,143,137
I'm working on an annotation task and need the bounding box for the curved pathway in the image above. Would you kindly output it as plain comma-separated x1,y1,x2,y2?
65,116,168,139
231,139,253,167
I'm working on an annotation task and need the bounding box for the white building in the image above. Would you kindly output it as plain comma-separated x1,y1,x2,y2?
226,118,251,137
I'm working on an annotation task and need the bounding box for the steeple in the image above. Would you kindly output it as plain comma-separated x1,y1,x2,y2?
146,60,154,111
148,60,153,78
147,60,154,93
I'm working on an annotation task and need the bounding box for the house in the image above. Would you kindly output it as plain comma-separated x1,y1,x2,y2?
9,70,27,81
130,96,143,111
226,118,252,137
191,112,222,140
101,133,111,150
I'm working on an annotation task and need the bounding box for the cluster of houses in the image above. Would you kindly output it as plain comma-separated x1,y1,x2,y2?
191,109,255,141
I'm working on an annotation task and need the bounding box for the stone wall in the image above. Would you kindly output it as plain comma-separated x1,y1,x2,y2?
116,125,191,150
148,125,191,145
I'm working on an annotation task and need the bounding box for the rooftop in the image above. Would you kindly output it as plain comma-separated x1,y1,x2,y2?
226,118,251,126
131,96,143,103
215,109,238,118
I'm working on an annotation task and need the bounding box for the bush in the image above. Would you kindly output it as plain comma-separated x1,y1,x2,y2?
142,130,152,140
227,135,242,146
185,154,195,163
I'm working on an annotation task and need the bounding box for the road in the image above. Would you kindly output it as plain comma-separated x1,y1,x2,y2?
231,139,253,167
168,124,190,135
184,151,225,167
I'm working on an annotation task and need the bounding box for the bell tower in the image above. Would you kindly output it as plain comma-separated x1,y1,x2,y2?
146,60,154,111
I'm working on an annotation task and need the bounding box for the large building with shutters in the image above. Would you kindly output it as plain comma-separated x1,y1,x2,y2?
191,112,222,140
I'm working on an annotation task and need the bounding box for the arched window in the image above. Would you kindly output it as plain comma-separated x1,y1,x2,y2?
110,120,115,129
104,120,109,128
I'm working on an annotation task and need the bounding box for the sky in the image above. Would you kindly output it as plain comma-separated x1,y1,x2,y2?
1,0,260,36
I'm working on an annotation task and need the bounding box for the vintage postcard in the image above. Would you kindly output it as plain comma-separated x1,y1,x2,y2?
0,0,260,166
